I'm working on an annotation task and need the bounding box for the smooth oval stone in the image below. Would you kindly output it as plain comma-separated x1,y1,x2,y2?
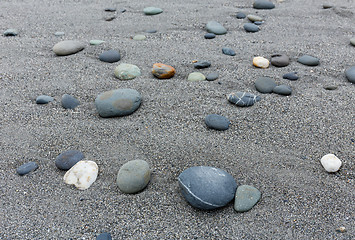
55,150,85,170
104,7,116,12
297,55,319,66
236,12,246,19
97,233,112,240
61,94,80,109
53,40,85,56
95,88,141,118
253,57,269,68
105,16,116,21
350,37,355,46
283,72,299,81
247,14,263,22
143,7,163,15
64,160,98,190
205,114,230,131
204,33,216,39
146,29,157,33
133,35,146,41
253,0,275,9
17,162,38,175
117,160,151,194
345,66,355,84
323,4,333,9
254,21,263,25
255,77,276,93
324,85,338,90
273,85,292,96
188,72,206,81
36,95,54,104
206,72,219,81
234,185,261,212
90,40,105,45
4,29,18,36
99,50,121,63
194,61,211,69
321,154,342,172
271,54,289,67
206,21,227,35
222,47,236,56
178,166,237,210
227,92,261,107
54,32,65,36
244,23,259,32
114,63,141,80
152,63,176,79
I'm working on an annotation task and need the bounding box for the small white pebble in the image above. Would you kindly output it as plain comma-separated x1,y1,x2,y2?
320,154,342,172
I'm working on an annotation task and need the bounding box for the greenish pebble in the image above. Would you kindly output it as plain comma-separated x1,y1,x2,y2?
117,160,151,194
90,40,105,45
144,7,163,15
114,63,141,80
188,72,206,81
350,37,355,46
234,185,261,212
247,14,263,22
133,35,146,41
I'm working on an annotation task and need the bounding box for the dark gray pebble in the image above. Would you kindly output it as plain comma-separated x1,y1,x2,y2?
222,47,236,56
273,85,292,95
194,61,211,69
345,66,355,84
55,150,85,170
244,23,259,32
61,94,80,109
227,92,261,107
324,85,338,90
253,0,275,9
4,29,18,36
205,114,230,131
17,162,38,175
146,29,157,33
120,9,126,13
36,95,54,104
99,50,121,63
104,8,116,12
96,232,112,240
271,54,290,67
206,72,219,81
283,72,299,81
254,21,263,25
204,33,216,39
297,55,320,66
255,77,277,93
236,12,246,19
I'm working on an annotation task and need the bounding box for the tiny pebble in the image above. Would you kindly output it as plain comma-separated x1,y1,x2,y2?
222,47,236,56
204,33,216,39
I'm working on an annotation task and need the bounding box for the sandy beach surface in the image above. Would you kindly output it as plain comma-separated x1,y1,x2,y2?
0,0,354,239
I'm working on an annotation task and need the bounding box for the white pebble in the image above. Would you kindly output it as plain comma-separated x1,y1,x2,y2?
63,160,98,190
253,56,269,68
320,154,342,172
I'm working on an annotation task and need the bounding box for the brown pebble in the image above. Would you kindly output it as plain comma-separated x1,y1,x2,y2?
152,63,176,79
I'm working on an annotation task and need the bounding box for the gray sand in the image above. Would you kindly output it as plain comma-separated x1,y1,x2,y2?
0,0,354,239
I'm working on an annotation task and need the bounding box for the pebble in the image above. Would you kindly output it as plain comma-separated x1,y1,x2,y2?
236,12,246,19
55,150,85,170
97,233,112,240
273,85,292,95
227,92,261,107
247,14,263,22
144,7,163,15
3,29,18,36
95,88,142,118
63,160,98,190
114,63,141,80
105,16,116,21
253,56,269,68
254,21,263,25
283,72,299,80
194,61,211,69
54,32,65,36
222,47,236,56
323,4,333,9
234,185,261,212
90,40,105,45
350,37,355,46
206,72,219,81
146,29,157,33
320,154,342,172
345,66,355,84
17,162,38,175
152,63,176,79
36,95,54,104
104,7,116,12
188,72,206,81
99,50,121,63
244,23,260,32
324,85,338,90
253,0,275,9
205,114,230,131
255,77,277,93
297,55,320,66
206,21,227,35
133,35,146,41
204,33,216,39
53,40,85,56
335,227,346,233
270,54,290,67
120,9,126,13
61,94,80,109
178,166,237,210
116,160,151,194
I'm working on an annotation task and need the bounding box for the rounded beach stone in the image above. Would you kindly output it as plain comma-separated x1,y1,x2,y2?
146,29,157,33
283,72,299,80
54,32,65,36
247,14,263,22
205,114,230,131
90,40,105,45
222,47,236,56
345,66,355,84
61,94,80,109
97,232,112,240
188,72,205,82
244,23,259,32
114,63,141,80
144,7,163,15
99,50,121,63
204,33,216,39
255,77,276,93
55,150,85,170
178,166,237,210
53,40,85,56
133,35,146,41
206,72,219,81
104,7,116,12
273,85,292,96
234,185,261,212
320,154,342,172
206,21,227,35
17,162,38,175
152,63,176,79
63,160,98,190
253,57,269,68
95,88,142,118
194,61,211,69
271,54,290,67
4,29,18,36
297,55,320,66
236,12,246,19
116,160,151,194
350,37,355,46
227,92,261,107
36,95,54,104
253,0,275,9
324,85,338,90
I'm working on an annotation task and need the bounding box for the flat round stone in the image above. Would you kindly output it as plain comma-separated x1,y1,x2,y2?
321,154,342,172
247,14,263,22
222,47,236,56
143,7,163,15
271,54,290,67
234,185,261,212
206,21,227,35
227,92,261,107
17,162,38,175
253,0,275,9
205,114,230,130
99,50,121,63
114,63,141,80
253,56,269,68
152,63,176,79
194,61,211,69
236,12,246,19
345,66,355,84
283,72,299,80
36,95,54,104
55,150,85,170
204,33,216,39
133,35,146,41
53,40,85,56
90,40,105,45
297,55,320,66
188,72,206,81
244,23,259,32
273,85,292,95
206,72,219,81
4,29,18,36
61,94,80,109
255,77,276,93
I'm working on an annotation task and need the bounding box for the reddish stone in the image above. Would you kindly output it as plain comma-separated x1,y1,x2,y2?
152,63,176,79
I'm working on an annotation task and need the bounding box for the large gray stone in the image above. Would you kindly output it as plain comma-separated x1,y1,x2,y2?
117,160,151,194
114,63,141,80
255,77,277,93
53,40,85,56
297,55,320,66
253,0,275,9
227,92,261,107
55,150,85,170
345,66,355,84
206,21,227,35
